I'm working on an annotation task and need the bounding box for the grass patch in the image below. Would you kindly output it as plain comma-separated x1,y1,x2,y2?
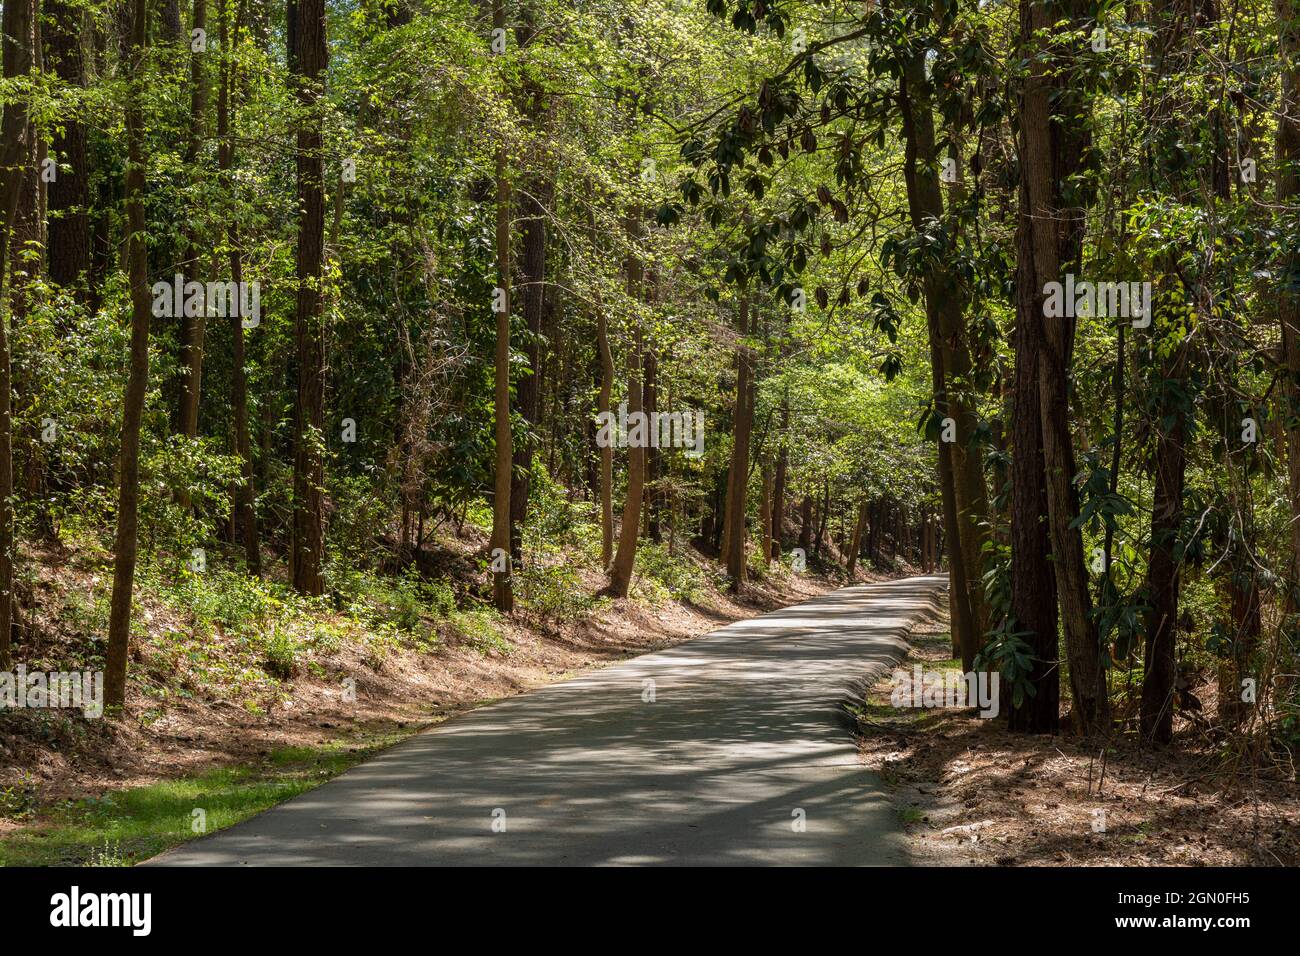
0,729,415,867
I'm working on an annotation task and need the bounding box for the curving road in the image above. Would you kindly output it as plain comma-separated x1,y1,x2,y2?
149,574,946,866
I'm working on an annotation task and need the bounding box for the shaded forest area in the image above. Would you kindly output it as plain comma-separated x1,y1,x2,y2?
0,0,1298,864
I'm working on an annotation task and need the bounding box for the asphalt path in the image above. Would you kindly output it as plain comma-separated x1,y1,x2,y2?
149,574,947,866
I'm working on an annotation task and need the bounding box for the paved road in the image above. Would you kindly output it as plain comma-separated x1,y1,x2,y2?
150,574,946,866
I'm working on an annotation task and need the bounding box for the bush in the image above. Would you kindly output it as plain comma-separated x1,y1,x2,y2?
261,629,300,680
517,560,605,622
633,540,710,603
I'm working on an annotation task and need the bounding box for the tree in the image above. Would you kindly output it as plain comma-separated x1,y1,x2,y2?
44,0,89,294
1014,0,1109,734
222,0,260,575
607,209,646,598
178,0,211,446
0,0,36,671
288,0,328,596
722,292,753,588
104,0,152,708
489,0,514,612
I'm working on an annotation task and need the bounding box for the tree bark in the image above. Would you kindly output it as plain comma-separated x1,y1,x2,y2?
289,0,327,596
0,0,37,671
1007,252,1061,732
1140,0,1200,744
846,499,868,577
104,0,151,708
897,50,988,669
723,294,752,588
44,0,89,295
489,0,513,611
770,390,788,558
607,207,646,597
759,463,772,569
606,326,644,597
1016,0,1109,733
596,287,614,569
1280,0,1300,610
221,0,259,575
178,0,209,444
643,348,660,541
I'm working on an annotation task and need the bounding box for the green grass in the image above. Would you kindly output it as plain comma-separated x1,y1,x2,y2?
0,730,415,867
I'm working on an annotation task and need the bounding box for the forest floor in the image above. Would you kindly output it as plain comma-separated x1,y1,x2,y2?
856,608,1300,866
0,528,880,864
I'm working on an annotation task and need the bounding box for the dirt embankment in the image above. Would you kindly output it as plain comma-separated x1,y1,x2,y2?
856,611,1300,866
2,540,887,816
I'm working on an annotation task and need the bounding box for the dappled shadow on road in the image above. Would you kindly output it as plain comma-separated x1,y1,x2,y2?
151,576,946,866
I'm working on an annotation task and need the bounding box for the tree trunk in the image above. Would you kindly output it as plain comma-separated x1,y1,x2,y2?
221,0,259,575
489,0,513,611
178,0,209,446
104,0,151,708
846,500,868,577
607,204,647,597
1139,0,1203,744
814,477,830,559
759,463,772,569
1280,0,1300,610
723,294,752,588
1217,574,1260,726
607,326,644,597
770,392,788,558
0,0,37,671
596,289,614,569
288,0,327,596
898,50,988,668
1007,254,1061,732
510,169,549,560
798,495,813,552
643,348,660,541
1017,0,1109,734
44,0,89,295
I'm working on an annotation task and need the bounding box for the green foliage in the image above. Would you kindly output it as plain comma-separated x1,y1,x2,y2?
633,540,714,604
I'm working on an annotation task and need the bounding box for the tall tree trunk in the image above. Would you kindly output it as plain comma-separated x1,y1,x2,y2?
846,499,868,577
770,390,788,558
606,328,644,597
104,0,150,708
607,209,645,597
178,0,209,445
288,0,327,596
1017,0,1109,733
1007,250,1061,732
814,477,829,558
489,0,513,611
44,0,89,295
1279,0,1300,610
595,287,614,569
759,463,772,569
643,348,661,541
723,294,752,588
1218,573,1260,726
0,0,37,670
898,50,988,669
508,54,549,558
221,0,259,575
